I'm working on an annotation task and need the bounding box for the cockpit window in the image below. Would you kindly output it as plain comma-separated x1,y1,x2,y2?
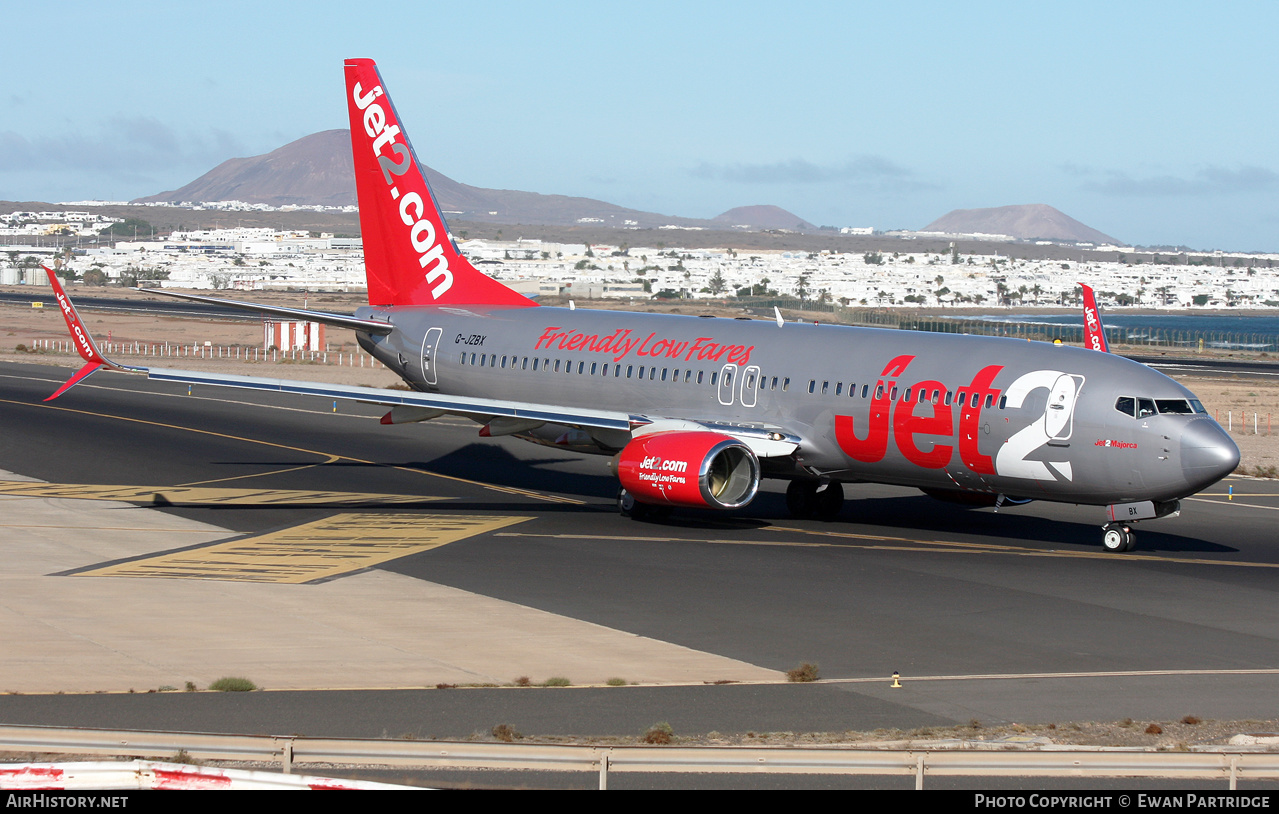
1118,395,1203,418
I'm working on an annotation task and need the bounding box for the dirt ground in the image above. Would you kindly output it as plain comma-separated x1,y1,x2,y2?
2,287,1276,474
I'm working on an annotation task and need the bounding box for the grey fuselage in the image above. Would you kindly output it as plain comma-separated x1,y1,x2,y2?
355,304,1240,507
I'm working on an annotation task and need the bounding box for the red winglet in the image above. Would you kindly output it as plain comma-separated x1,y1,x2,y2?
44,361,105,401
1079,282,1109,353
344,58,536,309
43,266,121,400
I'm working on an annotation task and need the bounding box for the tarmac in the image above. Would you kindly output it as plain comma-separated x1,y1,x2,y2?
0,468,780,694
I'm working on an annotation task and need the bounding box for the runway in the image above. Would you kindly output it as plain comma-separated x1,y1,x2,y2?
2,359,1278,739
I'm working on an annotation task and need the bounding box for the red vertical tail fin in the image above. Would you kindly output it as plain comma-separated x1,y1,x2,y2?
1079,282,1109,352
344,58,535,309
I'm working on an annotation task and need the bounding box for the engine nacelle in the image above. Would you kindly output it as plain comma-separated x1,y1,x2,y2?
614,431,760,510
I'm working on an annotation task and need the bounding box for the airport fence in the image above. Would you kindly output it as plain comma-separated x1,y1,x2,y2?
20,338,389,369
872,312,1277,353
0,725,1275,790
735,300,1278,351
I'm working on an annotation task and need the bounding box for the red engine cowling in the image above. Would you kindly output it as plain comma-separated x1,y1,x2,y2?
615,431,760,510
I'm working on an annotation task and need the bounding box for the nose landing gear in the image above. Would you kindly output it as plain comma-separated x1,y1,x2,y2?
1102,523,1136,553
1100,500,1179,553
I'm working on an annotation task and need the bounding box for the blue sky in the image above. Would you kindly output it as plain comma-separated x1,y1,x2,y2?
3,1,1278,251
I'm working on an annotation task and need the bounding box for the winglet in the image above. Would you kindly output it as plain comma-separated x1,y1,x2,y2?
43,266,132,400
1079,282,1109,353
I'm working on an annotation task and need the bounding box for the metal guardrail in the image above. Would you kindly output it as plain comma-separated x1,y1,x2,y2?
2,726,1278,789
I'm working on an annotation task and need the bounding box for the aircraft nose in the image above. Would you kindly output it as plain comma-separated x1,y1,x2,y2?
1180,418,1240,492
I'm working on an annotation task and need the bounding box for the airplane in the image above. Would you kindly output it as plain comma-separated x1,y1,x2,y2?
41,57,1240,554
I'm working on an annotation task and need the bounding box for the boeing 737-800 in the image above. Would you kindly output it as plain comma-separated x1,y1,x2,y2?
43,58,1240,553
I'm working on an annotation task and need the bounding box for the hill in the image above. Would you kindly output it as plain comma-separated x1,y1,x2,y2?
136,131,356,208
921,204,1118,245
712,205,816,231
134,130,810,232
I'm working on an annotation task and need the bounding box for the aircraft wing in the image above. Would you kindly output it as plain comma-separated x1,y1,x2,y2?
145,366,641,432
138,288,395,335
41,268,802,455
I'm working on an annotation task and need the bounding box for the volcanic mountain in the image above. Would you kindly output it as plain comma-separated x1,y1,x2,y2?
136,130,813,232
137,131,356,208
712,205,816,231
921,204,1118,245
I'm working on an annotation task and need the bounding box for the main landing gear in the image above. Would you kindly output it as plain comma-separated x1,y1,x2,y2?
1102,523,1136,553
617,488,667,522
785,480,844,520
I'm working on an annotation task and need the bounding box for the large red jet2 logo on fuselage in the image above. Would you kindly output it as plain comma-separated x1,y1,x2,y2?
351,81,453,300
835,356,1086,482
835,355,1001,474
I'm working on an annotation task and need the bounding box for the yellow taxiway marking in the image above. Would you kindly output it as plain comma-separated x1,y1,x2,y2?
175,455,342,487
76,513,533,583
767,525,1279,568
0,481,442,507
499,526,1279,569
0,397,582,504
